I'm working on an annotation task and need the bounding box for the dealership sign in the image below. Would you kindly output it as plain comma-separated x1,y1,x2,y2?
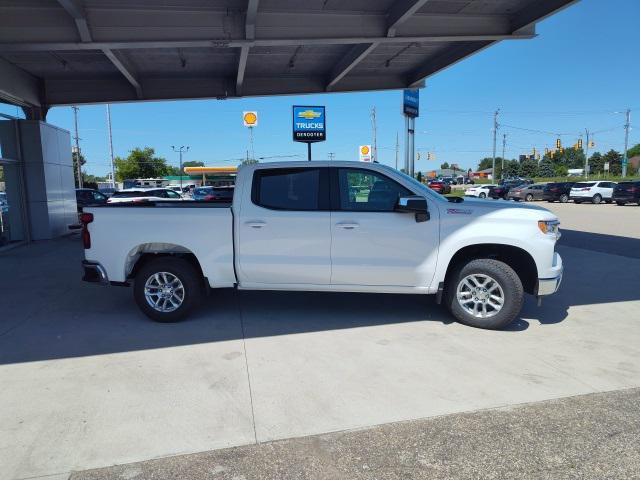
292,106,326,142
403,89,419,118
359,145,372,162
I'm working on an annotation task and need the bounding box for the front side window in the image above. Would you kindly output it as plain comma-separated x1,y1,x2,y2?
338,168,410,211
165,189,181,199
253,168,323,210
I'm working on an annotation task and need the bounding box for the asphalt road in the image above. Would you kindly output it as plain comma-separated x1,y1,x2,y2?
71,388,640,480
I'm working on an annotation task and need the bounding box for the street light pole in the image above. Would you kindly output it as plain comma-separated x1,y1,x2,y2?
171,145,189,192
106,104,116,188
491,109,500,181
622,109,631,178
72,106,83,188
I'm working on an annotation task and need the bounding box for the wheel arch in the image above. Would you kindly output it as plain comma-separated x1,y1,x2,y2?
443,243,538,295
125,243,206,284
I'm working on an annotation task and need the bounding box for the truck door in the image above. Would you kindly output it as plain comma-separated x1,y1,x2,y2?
330,167,438,287
237,167,331,285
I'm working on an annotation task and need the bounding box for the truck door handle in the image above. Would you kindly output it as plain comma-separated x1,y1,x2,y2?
336,222,359,229
245,221,266,228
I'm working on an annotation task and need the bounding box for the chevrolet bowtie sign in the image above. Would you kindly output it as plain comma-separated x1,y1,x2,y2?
292,106,326,143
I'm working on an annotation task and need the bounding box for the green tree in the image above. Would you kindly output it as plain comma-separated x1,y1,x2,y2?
626,143,640,159
182,161,205,168
520,158,539,178
114,147,172,181
416,171,423,183
537,158,555,178
502,159,520,178
602,149,622,176
440,162,450,170
549,147,585,170
241,158,259,165
588,152,604,175
72,151,86,187
554,164,568,177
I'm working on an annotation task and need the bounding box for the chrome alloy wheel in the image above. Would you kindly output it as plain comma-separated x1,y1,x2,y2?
456,273,505,318
144,272,185,313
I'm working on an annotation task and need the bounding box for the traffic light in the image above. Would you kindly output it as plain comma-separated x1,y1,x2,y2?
544,147,549,155
577,138,583,149
589,140,595,148
427,152,432,160
556,138,562,149
416,152,420,161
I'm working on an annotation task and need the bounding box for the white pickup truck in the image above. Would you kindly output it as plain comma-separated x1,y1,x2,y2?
81,161,563,330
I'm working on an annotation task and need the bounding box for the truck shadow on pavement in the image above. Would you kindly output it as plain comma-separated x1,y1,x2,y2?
0,239,638,365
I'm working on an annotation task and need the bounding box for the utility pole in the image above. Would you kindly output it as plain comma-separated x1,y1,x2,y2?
371,107,377,163
492,109,499,181
584,129,591,179
71,106,83,188
328,152,335,161
106,104,116,188
171,145,189,192
622,109,631,178
395,131,399,170
501,132,507,179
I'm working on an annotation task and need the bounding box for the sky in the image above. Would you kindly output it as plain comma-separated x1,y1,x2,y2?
1,0,638,177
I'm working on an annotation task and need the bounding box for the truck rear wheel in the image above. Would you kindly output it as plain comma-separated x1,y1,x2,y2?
134,257,202,322
444,258,523,330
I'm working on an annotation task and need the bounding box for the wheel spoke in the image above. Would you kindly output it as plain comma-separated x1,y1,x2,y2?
144,271,185,313
457,273,504,319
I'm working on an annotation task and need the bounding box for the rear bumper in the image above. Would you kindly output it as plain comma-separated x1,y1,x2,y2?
537,252,563,296
82,260,108,284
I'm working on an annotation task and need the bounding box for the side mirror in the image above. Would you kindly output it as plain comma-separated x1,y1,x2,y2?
395,195,430,222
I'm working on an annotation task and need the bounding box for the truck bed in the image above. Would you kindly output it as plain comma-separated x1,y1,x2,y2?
84,204,236,286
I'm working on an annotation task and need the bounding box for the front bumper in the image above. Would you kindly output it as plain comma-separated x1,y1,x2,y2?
82,260,108,284
537,252,563,296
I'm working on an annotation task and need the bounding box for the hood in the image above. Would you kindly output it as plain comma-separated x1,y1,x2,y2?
445,197,557,221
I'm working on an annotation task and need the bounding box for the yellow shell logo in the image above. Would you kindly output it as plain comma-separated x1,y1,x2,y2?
243,112,257,125
360,146,370,155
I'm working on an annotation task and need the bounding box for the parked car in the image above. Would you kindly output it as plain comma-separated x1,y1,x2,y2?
98,187,117,198
192,186,235,202
612,180,640,205
0,192,8,214
428,180,452,194
76,188,108,212
106,188,184,204
81,161,563,331
489,181,525,200
464,184,496,199
570,181,616,204
542,182,574,203
507,183,546,202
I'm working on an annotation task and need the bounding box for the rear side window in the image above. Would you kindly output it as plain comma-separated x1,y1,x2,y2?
252,168,327,210
573,182,595,188
111,191,143,198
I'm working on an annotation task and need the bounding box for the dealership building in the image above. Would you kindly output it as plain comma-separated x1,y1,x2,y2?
0,0,575,249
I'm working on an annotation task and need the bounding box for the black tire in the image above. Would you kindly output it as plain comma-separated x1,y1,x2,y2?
134,257,203,322
616,201,626,206
592,194,602,204
525,194,534,202
444,258,524,330
559,194,569,203
479,192,486,199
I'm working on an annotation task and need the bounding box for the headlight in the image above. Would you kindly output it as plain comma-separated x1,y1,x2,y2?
538,220,561,237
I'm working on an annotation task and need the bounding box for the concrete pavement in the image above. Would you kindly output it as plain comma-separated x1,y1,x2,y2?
1,229,639,479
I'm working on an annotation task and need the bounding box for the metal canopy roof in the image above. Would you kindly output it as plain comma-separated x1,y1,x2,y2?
0,0,576,113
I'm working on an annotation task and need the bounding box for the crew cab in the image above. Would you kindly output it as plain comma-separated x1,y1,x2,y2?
81,162,563,330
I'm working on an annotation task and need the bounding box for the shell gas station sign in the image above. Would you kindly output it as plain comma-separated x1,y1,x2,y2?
243,111,258,127
359,145,372,162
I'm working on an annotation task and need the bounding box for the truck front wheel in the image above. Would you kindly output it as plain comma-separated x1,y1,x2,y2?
444,258,524,330
134,257,202,322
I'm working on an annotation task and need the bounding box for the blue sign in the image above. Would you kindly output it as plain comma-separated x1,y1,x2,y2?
403,89,419,118
292,105,326,143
